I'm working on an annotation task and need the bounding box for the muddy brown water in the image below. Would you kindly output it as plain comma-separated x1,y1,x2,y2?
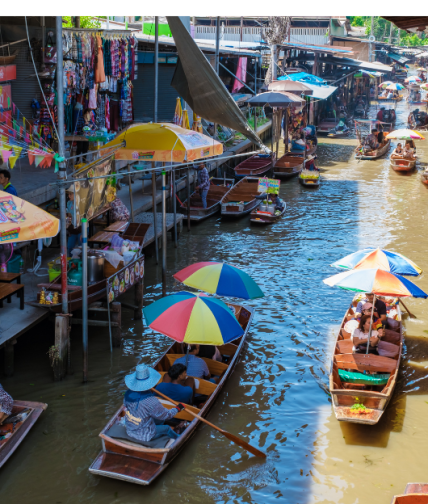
1,86,428,504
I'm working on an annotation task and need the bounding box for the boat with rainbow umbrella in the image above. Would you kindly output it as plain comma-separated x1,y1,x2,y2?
173,261,264,299
323,267,427,425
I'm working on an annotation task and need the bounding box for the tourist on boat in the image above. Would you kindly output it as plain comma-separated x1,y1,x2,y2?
405,139,416,154
403,144,414,159
195,163,210,209
156,364,194,404
352,315,380,354
393,143,404,156
356,293,387,322
387,90,394,99
123,364,185,442
175,345,212,381
198,345,222,362
0,384,13,425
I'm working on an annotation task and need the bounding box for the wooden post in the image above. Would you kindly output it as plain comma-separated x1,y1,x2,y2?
3,340,15,377
53,314,69,381
134,278,144,321
151,165,159,264
127,165,135,221
186,167,191,231
111,301,122,348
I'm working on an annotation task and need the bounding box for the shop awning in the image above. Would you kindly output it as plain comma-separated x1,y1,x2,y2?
387,52,409,64
320,56,392,74
302,83,337,100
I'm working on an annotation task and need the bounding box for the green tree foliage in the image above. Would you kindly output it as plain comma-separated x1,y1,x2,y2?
62,17,101,29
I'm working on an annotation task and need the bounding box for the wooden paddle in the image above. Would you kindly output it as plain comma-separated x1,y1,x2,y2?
399,298,416,319
151,388,266,459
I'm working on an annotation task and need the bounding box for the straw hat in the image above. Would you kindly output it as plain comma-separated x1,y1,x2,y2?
125,364,161,392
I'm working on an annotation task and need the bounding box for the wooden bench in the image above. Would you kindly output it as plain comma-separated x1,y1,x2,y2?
334,353,397,374
88,230,117,246
165,354,229,377
104,221,129,233
0,283,24,309
156,371,217,397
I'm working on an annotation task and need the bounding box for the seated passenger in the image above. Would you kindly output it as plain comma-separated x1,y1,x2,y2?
352,315,380,354
0,384,13,425
198,345,222,362
156,364,194,404
123,364,184,443
175,345,211,380
365,129,380,150
393,143,404,156
387,91,394,99
356,293,387,323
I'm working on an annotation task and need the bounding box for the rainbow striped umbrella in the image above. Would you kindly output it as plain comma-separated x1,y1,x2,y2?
405,76,422,83
143,291,244,345
385,83,405,91
378,81,394,88
323,269,427,298
174,262,264,299
331,248,422,276
386,129,425,140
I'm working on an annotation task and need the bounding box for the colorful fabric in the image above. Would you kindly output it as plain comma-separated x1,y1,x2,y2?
331,248,422,277
123,390,178,442
174,262,264,300
76,35,82,63
174,354,210,380
143,291,244,345
103,38,111,76
0,385,13,415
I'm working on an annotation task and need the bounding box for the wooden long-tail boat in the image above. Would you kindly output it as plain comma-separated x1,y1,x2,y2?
273,153,304,179
329,300,403,425
0,400,47,468
179,177,234,222
355,140,391,160
421,171,428,186
317,118,339,136
391,483,428,503
89,303,254,486
390,155,417,172
299,172,320,187
377,95,404,102
220,177,262,217
250,195,286,224
234,153,274,179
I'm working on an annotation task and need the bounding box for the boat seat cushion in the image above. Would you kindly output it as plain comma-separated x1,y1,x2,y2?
106,423,172,449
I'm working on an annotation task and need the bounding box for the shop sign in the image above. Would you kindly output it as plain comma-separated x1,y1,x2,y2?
106,255,144,304
0,65,16,82
257,177,280,194
0,83,12,110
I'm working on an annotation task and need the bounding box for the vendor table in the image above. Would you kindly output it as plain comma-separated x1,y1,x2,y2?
104,221,129,233
0,272,22,285
88,230,116,246
0,283,24,309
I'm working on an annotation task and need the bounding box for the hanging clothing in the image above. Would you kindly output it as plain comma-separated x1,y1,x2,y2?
105,95,110,130
94,35,106,84
88,87,97,110
103,38,111,76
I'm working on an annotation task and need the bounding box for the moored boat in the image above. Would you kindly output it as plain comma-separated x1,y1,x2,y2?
89,303,254,486
220,177,263,217
390,155,417,172
179,177,234,222
273,153,304,179
299,172,320,187
355,139,391,160
234,153,274,179
250,194,286,224
317,118,339,136
377,95,403,102
0,400,47,468
391,483,428,503
329,299,403,425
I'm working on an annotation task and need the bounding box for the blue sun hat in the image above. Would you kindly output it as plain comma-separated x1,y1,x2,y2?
125,364,161,392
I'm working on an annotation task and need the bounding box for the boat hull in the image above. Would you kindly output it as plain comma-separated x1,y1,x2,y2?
299,177,320,187
0,400,47,468
273,153,304,179
234,154,274,179
250,198,286,224
390,157,416,172
391,483,428,503
89,305,255,485
356,140,391,160
220,177,263,218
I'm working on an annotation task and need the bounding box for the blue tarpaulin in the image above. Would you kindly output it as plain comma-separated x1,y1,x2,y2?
278,72,328,85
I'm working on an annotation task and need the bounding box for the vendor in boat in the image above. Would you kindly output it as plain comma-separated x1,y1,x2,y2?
175,344,213,381
156,363,194,404
352,315,380,354
195,163,210,210
365,129,380,151
123,364,185,442
0,384,13,425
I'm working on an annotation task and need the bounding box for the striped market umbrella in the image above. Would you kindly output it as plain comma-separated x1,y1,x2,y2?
331,248,422,277
323,269,427,298
378,81,394,88
174,262,264,299
405,76,422,83
385,83,405,91
173,97,183,126
386,129,425,140
143,291,244,345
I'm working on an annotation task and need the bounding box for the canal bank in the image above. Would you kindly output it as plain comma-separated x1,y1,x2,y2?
1,89,428,504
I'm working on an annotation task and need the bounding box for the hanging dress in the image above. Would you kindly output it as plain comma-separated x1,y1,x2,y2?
94,35,106,84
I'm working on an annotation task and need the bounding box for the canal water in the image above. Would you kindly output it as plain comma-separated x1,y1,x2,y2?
1,82,428,504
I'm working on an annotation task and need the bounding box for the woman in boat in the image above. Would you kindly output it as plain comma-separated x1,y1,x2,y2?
405,139,416,155
392,143,404,157
0,384,13,424
352,315,380,354
175,345,212,381
156,364,194,404
123,364,185,442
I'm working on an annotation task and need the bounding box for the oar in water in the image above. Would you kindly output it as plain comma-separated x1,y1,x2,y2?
399,298,416,319
151,388,266,459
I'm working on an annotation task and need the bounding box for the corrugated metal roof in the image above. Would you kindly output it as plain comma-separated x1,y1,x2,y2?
302,83,337,100
321,56,393,73
279,41,354,55
388,52,410,64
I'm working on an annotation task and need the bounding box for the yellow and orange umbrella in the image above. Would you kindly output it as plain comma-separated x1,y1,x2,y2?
181,109,190,130
104,123,223,163
173,98,183,126
0,190,59,244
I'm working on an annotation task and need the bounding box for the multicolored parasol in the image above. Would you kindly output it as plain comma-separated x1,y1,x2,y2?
420,83,428,91
323,268,427,298
385,129,425,140
385,83,405,91
405,76,422,83
331,248,422,276
174,262,264,299
378,81,394,88
143,291,244,345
